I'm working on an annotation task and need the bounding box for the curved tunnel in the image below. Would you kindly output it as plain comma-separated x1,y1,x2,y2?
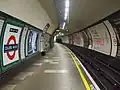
61,10,120,58
0,0,56,86
59,10,120,90
0,0,120,90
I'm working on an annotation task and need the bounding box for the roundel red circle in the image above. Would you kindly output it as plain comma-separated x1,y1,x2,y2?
7,36,16,60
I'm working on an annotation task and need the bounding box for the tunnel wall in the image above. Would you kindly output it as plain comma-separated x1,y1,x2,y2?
88,22,112,55
59,36,69,43
63,10,120,58
0,11,51,73
0,0,55,34
42,33,51,52
68,35,73,44
72,32,84,47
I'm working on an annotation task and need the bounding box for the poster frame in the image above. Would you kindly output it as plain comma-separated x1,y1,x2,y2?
0,18,24,71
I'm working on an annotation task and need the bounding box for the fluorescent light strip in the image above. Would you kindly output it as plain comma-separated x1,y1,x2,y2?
64,0,69,20
64,12,68,20
65,0,69,8
65,7,69,12
62,22,66,29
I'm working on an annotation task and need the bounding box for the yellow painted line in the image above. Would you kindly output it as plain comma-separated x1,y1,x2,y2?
65,48,90,90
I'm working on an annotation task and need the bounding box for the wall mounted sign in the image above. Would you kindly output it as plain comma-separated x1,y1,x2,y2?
4,35,18,60
2,24,22,66
88,23,111,55
43,23,50,32
42,23,50,35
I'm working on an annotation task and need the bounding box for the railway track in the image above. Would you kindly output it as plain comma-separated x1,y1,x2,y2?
63,43,120,90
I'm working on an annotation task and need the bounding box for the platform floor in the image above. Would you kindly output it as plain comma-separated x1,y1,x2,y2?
1,43,86,90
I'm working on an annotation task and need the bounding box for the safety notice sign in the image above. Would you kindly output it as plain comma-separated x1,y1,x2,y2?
3,24,22,66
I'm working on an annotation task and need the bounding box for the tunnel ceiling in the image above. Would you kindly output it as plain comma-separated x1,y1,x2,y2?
38,0,59,29
68,0,120,34
39,0,120,34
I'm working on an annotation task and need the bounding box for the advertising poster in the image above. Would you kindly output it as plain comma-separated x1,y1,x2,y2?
3,24,22,66
88,23,111,55
74,33,80,46
28,31,33,54
31,31,38,53
27,30,38,55
73,32,84,47
0,19,4,35
20,27,28,59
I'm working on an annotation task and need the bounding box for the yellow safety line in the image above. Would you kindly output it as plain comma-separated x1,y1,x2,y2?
65,48,91,90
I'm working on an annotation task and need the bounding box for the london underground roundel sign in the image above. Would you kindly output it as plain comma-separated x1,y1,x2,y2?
6,35,17,60
3,24,22,66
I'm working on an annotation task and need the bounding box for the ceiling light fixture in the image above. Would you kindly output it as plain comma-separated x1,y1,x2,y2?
64,12,68,20
65,0,69,8
64,0,69,21
62,22,66,29
61,33,64,36
65,7,69,12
